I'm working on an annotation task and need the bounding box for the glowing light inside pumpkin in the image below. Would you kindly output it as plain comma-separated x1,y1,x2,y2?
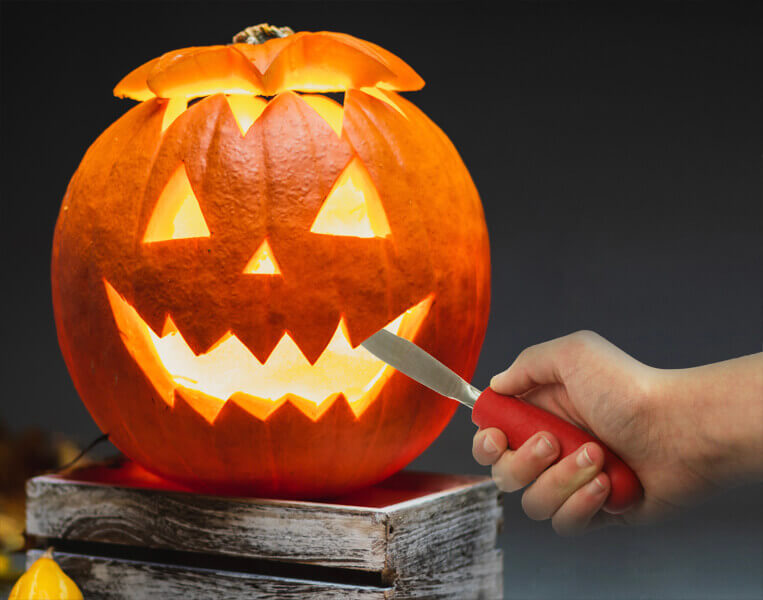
311,157,390,238
359,87,407,118
161,97,189,132
300,94,344,137
143,165,210,243
104,279,432,421
276,66,353,93
158,93,347,141
225,94,268,135
243,240,281,275
157,91,408,147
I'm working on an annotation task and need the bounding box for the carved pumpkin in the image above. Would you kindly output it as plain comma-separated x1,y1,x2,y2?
51,25,490,497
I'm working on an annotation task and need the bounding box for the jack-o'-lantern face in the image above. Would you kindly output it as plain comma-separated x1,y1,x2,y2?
102,114,432,421
52,26,490,497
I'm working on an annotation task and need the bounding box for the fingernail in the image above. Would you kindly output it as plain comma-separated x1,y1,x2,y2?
483,434,499,454
586,476,606,494
576,447,594,468
533,435,555,458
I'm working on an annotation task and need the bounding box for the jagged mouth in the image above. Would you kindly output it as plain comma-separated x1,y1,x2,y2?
104,279,432,421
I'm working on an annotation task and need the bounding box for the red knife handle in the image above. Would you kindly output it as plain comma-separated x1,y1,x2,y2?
472,388,643,513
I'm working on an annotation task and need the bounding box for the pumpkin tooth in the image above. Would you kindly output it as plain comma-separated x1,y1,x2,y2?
105,278,430,413
285,316,341,366
299,94,344,137
170,311,232,357
223,94,268,136
358,87,408,118
175,385,225,424
224,392,288,421
160,97,189,132
276,393,342,422
260,394,359,497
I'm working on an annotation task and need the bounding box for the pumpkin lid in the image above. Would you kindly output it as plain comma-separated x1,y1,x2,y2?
114,26,425,101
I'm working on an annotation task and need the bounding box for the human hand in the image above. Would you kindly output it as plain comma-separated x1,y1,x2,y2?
473,331,763,535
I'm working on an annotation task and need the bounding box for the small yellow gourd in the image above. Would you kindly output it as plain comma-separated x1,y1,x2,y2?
8,548,82,600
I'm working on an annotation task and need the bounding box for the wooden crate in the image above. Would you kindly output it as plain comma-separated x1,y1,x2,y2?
26,461,503,599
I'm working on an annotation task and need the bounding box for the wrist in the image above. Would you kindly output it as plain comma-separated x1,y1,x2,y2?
655,357,763,485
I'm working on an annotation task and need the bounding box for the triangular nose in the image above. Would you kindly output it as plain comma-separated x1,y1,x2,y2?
243,240,281,275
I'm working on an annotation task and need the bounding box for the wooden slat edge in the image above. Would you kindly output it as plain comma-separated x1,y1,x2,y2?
385,483,501,577
377,478,497,513
27,550,391,600
27,477,388,571
395,549,503,600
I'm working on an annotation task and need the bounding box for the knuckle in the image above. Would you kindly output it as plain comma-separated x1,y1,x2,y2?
544,463,572,491
566,330,601,354
524,433,558,464
492,478,516,493
472,430,506,466
583,443,605,468
513,346,535,366
573,330,600,345
491,460,522,492
558,330,603,374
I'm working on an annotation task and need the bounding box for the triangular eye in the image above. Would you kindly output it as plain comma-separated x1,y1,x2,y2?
310,157,390,238
143,164,210,243
243,239,281,275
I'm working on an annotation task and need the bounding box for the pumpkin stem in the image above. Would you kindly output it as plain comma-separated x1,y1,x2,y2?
232,24,294,45
43,547,55,559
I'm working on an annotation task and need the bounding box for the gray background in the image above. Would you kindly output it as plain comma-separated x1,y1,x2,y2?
1,1,760,598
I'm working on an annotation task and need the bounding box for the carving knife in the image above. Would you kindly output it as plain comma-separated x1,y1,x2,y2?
361,329,642,513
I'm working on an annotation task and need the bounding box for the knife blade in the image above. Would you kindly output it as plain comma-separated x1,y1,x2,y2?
361,329,643,514
361,329,482,408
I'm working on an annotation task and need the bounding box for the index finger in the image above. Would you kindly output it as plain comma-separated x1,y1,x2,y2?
490,335,575,396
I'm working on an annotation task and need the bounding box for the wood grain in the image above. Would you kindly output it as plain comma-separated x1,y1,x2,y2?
27,551,391,600
387,480,502,576
27,468,503,598
27,477,388,571
27,549,502,600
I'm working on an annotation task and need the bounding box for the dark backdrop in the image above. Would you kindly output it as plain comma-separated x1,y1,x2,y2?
1,2,760,598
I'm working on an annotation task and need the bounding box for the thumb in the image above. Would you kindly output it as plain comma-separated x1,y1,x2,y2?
490,336,572,396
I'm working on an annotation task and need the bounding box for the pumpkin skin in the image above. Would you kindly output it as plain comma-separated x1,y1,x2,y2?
51,30,490,498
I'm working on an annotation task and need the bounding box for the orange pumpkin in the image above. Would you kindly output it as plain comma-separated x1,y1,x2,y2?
51,25,490,498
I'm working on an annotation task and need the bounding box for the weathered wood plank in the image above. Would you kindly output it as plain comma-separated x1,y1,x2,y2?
27,551,391,600
27,470,499,576
386,481,502,577
396,549,503,600
27,467,503,597
27,477,388,571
